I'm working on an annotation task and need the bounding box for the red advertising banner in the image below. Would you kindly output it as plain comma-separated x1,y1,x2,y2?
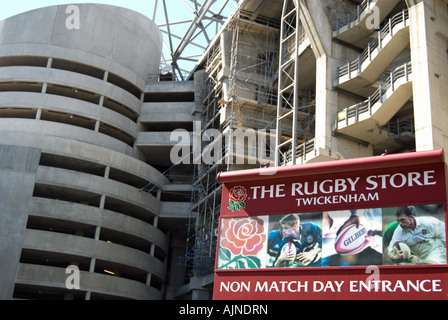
214,150,448,300
214,267,448,300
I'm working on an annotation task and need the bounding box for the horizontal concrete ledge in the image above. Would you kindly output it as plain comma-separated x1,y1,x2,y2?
23,229,166,280
136,131,193,147
0,66,142,113
0,92,138,138
163,183,192,193
0,44,148,91
36,166,160,215
0,4,162,84
0,131,169,188
144,80,194,93
0,119,139,158
140,102,196,123
159,202,191,219
16,264,162,300
31,197,169,254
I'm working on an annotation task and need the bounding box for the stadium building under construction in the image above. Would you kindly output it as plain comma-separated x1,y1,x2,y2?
0,0,447,299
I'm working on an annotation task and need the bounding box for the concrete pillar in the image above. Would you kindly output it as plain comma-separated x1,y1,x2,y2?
193,70,207,115
41,82,48,94
104,166,110,179
89,258,96,272
99,195,106,209
314,54,339,152
99,95,105,107
146,273,152,285
303,0,374,159
94,226,101,240
0,145,40,299
410,0,448,160
94,120,100,132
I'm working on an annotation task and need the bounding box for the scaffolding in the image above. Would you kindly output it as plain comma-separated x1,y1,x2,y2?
151,0,236,81
226,10,280,132
275,0,301,166
272,0,317,166
184,4,281,279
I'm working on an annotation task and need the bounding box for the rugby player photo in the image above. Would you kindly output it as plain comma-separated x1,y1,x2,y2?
267,213,322,268
386,205,446,265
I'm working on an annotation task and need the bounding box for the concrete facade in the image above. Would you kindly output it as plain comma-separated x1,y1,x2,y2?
1,0,447,300
0,4,194,300
410,0,448,158
182,0,448,299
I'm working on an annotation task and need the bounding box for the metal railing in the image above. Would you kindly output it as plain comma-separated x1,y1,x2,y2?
336,62,412,128
281,26,309,63
239,9,281,30
386,117,414,137
336,9,409,81
335,0,374,34
280,138,315,165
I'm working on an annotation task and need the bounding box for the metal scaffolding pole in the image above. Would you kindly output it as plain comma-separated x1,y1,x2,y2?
275,0,300,166
184,1,283,279
152,0,235,80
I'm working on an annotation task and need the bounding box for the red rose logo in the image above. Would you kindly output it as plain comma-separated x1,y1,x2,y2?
230,186,247,202
228,186,247,212
220,217,266,257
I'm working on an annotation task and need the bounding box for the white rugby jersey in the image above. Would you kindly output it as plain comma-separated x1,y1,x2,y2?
388,216,446,264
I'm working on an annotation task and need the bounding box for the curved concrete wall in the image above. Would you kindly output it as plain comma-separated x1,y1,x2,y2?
30,198,169,253
0,5,172,300
35,166,160,215
0,67,143,111
23,230,166,280
0,131,169,188
0,4,162,86
0,119,139,158
16,264,163,300
0,92,139,139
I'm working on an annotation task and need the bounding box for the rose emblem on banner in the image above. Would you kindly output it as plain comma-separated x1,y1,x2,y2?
218,217,267,269
228,186,247,212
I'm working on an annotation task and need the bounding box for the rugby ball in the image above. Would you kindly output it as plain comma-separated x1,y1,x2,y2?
392,241,412,261
281,241,296,256
280,241,297,267
334,224,368,256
